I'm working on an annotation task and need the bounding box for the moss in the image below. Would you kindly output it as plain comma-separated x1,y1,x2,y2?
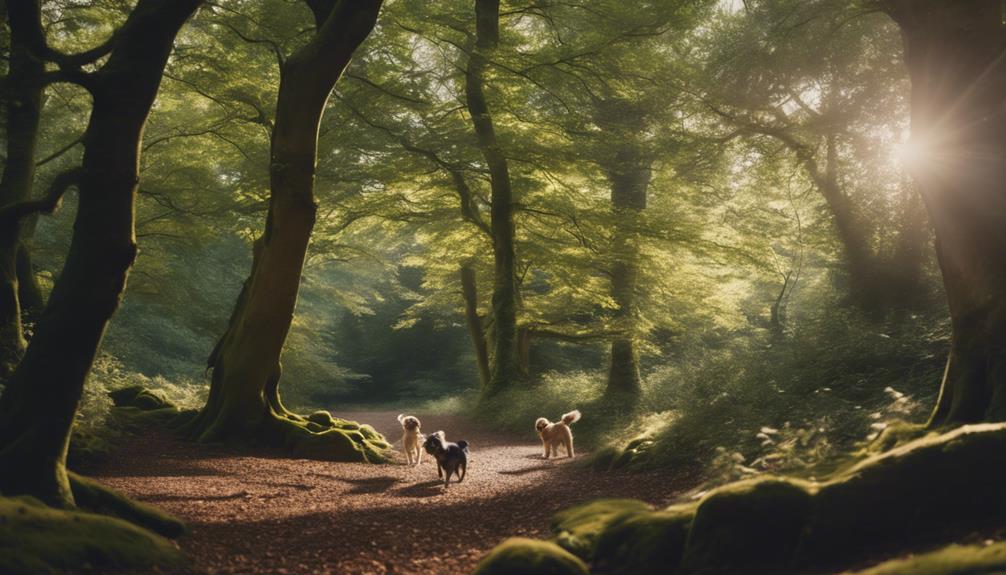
307,410,336,428
497,424,1006,575
68,473,186,538
800,424,1006,566
847,542,1006,575
107,385,174,411
551,498,652,560
108,406,184,433
472,537,589,575
273,417,391,463
683,477,814,573
593,506,693,575
0,495,185,575
864,421,933,455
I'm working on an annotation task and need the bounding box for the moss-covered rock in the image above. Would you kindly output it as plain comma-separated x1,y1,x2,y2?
473,538,589,575
593,505,693,575
848,542,1006,575
0,496,185,575
108,385,174,411
552,498,653,560
273,416,391,463
683,477,814,573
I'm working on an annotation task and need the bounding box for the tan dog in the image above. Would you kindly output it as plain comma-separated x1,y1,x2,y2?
535,410,581,459
397,414,424,465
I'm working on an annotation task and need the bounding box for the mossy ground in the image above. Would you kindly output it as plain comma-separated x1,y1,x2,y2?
0,495,184,575
495,423,1006,575
473,537,589,575
847,542,1006,575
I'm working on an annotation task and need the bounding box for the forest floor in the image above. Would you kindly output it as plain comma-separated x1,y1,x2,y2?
82,410,698,575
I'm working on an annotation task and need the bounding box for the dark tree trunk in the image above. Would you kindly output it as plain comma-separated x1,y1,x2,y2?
187,0,386,461
0,0,203,507
466,0,523,397
0,42,43,377
884,0,1006,425
460,264,490,388
16,236,45,313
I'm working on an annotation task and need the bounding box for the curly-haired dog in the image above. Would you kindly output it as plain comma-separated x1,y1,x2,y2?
423,431,469,487
535,409,581,458
397,414,424,465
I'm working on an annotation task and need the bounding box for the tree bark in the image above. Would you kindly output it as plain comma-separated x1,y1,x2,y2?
187,0,387,461
0,42,43,377
460,264,490,388
605,150,650,397
466,0,523,397
0,0,203,507
883,0,1006,426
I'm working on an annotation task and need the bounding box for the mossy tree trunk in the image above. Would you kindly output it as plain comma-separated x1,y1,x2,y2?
604,152,650,398
883,0,1006,425
0,41,44,378
187,0,387,460
593,98,652,399
0,0,203,507
467,0,524,397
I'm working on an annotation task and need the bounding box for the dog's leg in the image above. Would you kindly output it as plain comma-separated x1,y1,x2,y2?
543,440,550,459
437,461,443,478
444,466,451,487
416,447,423,465
565,436,574,458
459,462,467,482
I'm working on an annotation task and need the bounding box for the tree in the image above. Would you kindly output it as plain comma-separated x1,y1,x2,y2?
0,15,44,377
467,0,525,395
185,0,389,460
0,0,202,508
703,0,927,310
880,0,1006,425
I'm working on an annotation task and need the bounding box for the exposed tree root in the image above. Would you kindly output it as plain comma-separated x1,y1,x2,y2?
849,541,1006,575
68,472,185,538
0,495,184,575
481,423,1006,574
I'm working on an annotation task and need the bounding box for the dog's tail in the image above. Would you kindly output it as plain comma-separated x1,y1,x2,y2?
397,413,406,425
561,410,581,425
457,440,470,453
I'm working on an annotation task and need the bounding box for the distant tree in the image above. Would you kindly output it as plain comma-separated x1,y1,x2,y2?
0,0,202,507
881,0,1006,425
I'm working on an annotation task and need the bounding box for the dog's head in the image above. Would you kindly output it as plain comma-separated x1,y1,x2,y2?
535,418,550,433
423,430,446,454
398,414,421,431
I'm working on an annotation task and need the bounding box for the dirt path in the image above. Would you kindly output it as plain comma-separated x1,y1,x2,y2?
84,410,696,575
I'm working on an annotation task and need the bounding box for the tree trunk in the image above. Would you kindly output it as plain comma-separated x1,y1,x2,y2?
0,42,43,377
0,0,203,507
884,0,1006,426
187,0,387,461
16,236,45,314
467,0,523,397
605,150,650,397
460,264,490,388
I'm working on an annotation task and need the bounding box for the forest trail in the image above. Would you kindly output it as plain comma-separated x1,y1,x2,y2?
83,410,694,575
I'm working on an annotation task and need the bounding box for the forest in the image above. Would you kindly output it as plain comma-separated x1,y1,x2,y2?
1,0,1005,573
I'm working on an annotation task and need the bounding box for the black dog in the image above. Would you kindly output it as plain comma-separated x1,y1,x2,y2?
422,431,469,487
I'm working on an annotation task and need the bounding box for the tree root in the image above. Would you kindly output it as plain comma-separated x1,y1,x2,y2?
267,411,391,463
68,472,185,538
493,423,1006,575
0,495,185,575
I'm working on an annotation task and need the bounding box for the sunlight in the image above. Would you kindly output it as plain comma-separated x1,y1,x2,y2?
892,134,934,175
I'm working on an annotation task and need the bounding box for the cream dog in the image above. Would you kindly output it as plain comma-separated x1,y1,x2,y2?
535,409,581,459
397,413,424,465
